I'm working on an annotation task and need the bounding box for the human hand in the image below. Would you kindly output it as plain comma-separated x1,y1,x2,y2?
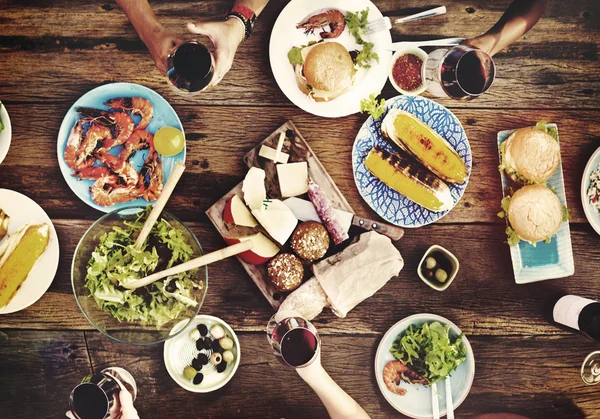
461,34,498,56
66,389,139,419
186,18,245,86
143,26,183,75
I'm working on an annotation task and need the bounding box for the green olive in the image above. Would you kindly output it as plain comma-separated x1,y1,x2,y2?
223,350,235,363
184,366,197,380
435,269,448,283
425,257,437,270
219,337,234,350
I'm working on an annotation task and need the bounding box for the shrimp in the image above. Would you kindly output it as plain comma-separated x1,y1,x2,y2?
95,151,139,187
137,137,163,201
90,174,142,207
296,9,346,39
75,124,112,169
64,120,85,170
382,361,428,396
76,107,135,150
105,97,154,130
118,129,153,161
73,166,110,180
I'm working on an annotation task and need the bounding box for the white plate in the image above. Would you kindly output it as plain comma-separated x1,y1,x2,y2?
0,102,12,165
164,315,241,393
269,0,392,118
375,314,475,419
0,189,60,313
581,146,600,236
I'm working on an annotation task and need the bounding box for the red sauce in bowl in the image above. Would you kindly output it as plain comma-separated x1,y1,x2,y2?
392,53,424,91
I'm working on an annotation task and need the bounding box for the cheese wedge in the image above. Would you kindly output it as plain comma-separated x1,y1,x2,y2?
251,200,298,245
0,223,50,308
277,162,308,197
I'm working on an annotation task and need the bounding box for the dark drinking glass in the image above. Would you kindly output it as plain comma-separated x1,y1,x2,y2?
167,41,214,94
267,310,320,368
424,45,495,100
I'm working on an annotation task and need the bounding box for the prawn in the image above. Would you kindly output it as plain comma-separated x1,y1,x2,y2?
90,174,142,207
95,151,139,187
76,107,135,150
64,120,85,170
118,129,153,161
382,361,428,396
105,97,154,130
75,124,112,169
296,9,346,39
137,137,163,201
73,166,110,180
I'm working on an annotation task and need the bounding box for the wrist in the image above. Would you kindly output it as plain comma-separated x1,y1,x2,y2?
224,17,245,45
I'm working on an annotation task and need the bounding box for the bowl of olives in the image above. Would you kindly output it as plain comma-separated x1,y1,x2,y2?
417,245,459,291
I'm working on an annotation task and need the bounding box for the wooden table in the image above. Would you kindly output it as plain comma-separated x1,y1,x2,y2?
1,1,599,418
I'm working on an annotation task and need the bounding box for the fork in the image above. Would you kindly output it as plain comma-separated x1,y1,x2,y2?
431,382,440,419
446,377,455,419
366,6,447,35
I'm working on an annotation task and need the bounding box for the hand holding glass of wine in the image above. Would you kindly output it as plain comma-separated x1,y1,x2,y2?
424,44,496,100
166,40,215,95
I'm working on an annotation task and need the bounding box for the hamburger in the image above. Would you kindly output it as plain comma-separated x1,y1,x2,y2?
501,184,565,246
500,125,560,185
290,42,354,102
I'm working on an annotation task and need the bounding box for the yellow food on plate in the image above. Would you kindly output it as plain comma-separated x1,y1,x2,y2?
0,223,49,308
365,145,452,212
381,109,468,184
154,126,185,156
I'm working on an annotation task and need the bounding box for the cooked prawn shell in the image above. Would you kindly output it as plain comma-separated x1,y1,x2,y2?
382,361,428,396
296,9,346,39
105,97,154,130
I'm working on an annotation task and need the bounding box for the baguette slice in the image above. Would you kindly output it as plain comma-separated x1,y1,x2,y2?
365,145,453,212
382,109,468,184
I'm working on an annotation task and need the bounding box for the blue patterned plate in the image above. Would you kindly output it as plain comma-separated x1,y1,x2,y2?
352,96,471,227
56,82,185,213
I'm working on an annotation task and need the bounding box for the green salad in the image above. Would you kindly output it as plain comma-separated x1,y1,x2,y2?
85,208,202,329
390,321,467,384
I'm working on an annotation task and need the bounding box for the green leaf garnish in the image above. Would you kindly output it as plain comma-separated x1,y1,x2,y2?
354,41,379,69
360,92,386,119
345,9,370,44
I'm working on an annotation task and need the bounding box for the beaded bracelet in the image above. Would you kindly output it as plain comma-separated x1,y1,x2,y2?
226,5,256,40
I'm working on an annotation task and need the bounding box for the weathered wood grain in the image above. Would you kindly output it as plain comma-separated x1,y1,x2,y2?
1,106,598,224
1,219,599,339
0,0,598,108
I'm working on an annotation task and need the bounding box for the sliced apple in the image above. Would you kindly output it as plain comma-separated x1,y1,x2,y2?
223,194,258,227
224,232,279,265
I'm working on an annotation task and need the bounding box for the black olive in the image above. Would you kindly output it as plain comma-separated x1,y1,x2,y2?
196,353,209,365
197,323,208,336
211,339,222,353
193,373,204,385
196,339,204,351
217,362,227,373
285,129,294,139
191,358,203,371
202,337,212,350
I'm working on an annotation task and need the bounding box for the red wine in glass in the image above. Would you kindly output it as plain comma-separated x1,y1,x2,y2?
167,41,214,94
267,311,320,368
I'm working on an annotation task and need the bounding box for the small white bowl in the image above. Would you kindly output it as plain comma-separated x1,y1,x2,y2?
0,102,12,165
164,315,241,393
417,245,459,291
388,46,428,96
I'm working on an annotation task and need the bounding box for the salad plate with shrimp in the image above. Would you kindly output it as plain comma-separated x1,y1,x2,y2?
57,82,185,212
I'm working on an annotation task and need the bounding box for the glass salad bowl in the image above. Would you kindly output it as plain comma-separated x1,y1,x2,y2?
72,206,208,345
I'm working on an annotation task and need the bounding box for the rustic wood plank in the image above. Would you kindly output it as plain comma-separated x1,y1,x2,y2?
81,332,599,419
0,0,598,108
1,220,599,338
0,106,598,224
0,329,92,419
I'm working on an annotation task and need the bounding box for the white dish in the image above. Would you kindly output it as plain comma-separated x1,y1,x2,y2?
0,189,60,314
0,102,12,165
375,313,475,419
269,0,392,118
164,315,241,393
581,146,600,236
389,47,428,96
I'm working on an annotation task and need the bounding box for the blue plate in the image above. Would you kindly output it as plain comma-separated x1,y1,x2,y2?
497,124,574,283
56,82,185,212
352,96,471,228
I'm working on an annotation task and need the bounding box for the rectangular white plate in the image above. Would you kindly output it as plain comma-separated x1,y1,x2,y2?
497,124,575,284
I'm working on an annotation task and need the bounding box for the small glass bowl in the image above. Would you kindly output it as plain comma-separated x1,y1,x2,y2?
417,245,459,291
389,46,428,96
71,206,208,345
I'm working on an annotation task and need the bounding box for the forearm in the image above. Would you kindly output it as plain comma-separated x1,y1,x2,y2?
115,0,163,44
232,0,270,16
475,0,548,55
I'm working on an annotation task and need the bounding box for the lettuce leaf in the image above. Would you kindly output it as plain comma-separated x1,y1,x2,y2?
360,92,386,119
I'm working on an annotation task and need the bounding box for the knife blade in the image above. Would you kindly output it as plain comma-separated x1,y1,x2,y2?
283,197,404,241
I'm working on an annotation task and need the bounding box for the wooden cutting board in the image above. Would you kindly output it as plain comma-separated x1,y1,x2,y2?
206,121,354,310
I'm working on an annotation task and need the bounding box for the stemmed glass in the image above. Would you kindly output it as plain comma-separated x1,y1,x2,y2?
582,351,600,385
423,44,496,100
266,310,320,368
166,40,215,95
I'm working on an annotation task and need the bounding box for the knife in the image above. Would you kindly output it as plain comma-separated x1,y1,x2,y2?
283,197,404,241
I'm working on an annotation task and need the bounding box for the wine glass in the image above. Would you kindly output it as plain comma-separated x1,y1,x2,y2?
166,40,215,95
423,45,495,100
266,310,320,368
69,367,137,419
581,351,600,385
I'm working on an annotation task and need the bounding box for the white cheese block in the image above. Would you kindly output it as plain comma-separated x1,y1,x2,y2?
242,167,267,210
251,199,298,245
258,145,289,164
277,162,309,197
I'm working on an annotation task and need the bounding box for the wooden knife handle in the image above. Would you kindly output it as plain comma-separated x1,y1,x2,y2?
351,216,404,241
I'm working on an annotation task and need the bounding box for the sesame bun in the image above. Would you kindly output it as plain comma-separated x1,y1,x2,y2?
503,127,560,184
508,184,563,244
295,42,354,102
